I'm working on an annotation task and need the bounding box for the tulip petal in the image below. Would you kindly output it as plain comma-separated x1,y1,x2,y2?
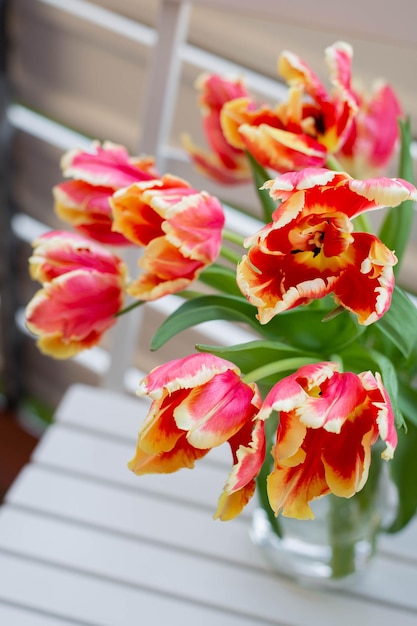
262,362,397,519
160,192,225,263
322,420,375,497
214,418,265,520
267,446,329,519
214,482,257,521
110,179,179,246
128,432,209,475
182,134,250,184
53,181,130,246
333,234,397,324
174,371,260,448
26,270,123,358
137,354,239,399
137,394,188,454
183,73,252,184
61,141,158,188
29,231,127,282
349,176,417,209
360,371,397,459
239,124,327,172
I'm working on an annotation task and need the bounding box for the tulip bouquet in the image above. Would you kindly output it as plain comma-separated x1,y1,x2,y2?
25,41,417,581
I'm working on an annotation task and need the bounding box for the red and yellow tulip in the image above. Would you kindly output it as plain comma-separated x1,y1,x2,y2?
220,42,357,174
182,73,252,184
258,362,397,519
128,354,265,520
237,169,417,325
110,175,225,300
337,82,403,178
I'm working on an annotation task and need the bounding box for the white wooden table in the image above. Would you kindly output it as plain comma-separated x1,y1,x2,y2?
0,383,417,626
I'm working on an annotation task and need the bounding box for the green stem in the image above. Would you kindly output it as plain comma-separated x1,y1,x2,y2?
245,150,276,223
222,228,245,248
242,356,321,384
175,289,204,300
353,212,372,233
257,412,282,538
115,299,145,317
325,154,344,171
116,288,207,317
219,245,242,265
328,495,357,578
328,451,383,579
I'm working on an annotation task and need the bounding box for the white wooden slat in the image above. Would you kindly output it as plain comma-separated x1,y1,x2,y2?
54,383,148,439
0,553,256,626
139,0,190,170
1,507,416,626
53,383,233,466
380,522,417,563
100,0,192,390
38,0,156,47
0,603,82,626
5,465,264,571
8,462,417,582
8,463,417,573
27,424,233,513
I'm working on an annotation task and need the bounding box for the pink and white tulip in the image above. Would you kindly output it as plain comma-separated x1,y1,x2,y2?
26,231,127,358
53,141,159,245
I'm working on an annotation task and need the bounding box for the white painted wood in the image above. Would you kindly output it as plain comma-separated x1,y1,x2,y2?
53,383,233,467
2,384,417,624
1,506,416,625
28,424,233,511
0,603,81,626
0,553,258,626
7,462,417,573
99,0,193,391
6,465,264,569
379,522,417,562
54,383,149,439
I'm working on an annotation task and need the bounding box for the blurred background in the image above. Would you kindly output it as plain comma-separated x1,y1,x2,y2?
1,0,416,499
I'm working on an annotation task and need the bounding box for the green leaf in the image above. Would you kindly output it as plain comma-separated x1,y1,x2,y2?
256,412,282,537
373,286,417,358
197,264,242,297
265,307,364,354
151,294,365,355
398,381,417,428
367,349,404,429
150,294,263,350
340,344,379,373
245,150,276,223
378,117,415,273
196,340,317,386
386,419,417,533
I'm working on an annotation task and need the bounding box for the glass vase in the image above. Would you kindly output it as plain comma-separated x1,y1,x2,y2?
250,463,395,588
